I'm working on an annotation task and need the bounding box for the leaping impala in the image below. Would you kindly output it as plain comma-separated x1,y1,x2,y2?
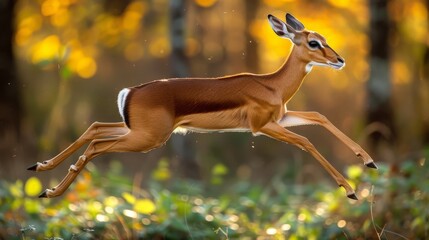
28,13,377,199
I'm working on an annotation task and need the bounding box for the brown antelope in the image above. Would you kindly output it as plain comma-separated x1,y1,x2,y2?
28,13,377,199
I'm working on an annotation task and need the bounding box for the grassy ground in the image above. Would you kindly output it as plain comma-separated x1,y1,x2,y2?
1,151,428,239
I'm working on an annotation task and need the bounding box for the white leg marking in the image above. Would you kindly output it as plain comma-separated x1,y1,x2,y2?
279,115,314,127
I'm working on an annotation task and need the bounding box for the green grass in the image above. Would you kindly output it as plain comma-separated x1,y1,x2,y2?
1,153,428,239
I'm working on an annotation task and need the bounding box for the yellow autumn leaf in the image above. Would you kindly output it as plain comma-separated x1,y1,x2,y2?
9,180,23,198
31,35,61,64
122,192,136,204
346,165,363,179
45,208,58,217
25,177,42,197
76,56,97,79
152,159,171,181
134,199,156,215
24,199,40,214
104,196,119,207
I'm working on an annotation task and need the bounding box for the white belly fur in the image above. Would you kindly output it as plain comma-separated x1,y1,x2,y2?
173,109,250,134
174,126,250,134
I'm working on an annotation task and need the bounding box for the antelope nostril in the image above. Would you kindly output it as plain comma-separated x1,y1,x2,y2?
337,57,344,63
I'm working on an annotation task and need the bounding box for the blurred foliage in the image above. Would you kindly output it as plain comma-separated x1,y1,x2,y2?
16,0,148,78
5,0,429,238
1,148,428,239
12,0,429,164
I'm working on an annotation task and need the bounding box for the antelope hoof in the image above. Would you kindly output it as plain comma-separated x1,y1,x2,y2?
38,190,49,198
347,192,358,200
365,161,378,169
27,163,39,171
38,188,56,198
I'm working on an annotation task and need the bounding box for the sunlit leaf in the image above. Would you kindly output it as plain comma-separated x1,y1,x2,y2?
152,159,171,182
134,199,156,214
133,221,143,231
194,0,218,8
346,165,362,179
411,217,424,229
31,35,61,64
104,196,119,207
24,199,40,214
25,177,42,197
327,0,349,8
211,163,228,185
41,0,61,16
299,208,313,223
51,8,69,27
11,198,23,210
212,163,228,176
122,192,136,204
176,200,192,217
76,56,97,79
66,192,79,202
9,180,23,198
88,201,103,217
45,208,59,217
75,181,88,194
122,2,145,32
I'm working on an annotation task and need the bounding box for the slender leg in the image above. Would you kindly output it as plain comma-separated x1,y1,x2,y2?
259,122,357,200
28,122,129,172
279,111,377,168
37,109,177,198
39,128,173,198
39,134,133,198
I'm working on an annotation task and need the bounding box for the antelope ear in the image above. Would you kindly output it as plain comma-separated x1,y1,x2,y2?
285,13,305,31
267,14,297,42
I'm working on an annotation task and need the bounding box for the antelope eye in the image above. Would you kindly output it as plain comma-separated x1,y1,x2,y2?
308,40,321,49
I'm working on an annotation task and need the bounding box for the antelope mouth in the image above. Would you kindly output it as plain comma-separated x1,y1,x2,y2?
328,62,345,70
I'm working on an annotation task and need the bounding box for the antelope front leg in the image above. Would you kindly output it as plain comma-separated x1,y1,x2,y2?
279,111,377,169
259,122,357,200
28,122,128,172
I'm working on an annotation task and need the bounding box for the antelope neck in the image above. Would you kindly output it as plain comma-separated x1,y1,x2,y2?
269,46,310,103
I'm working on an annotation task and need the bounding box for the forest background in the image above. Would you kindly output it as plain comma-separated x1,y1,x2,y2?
0,0,428,239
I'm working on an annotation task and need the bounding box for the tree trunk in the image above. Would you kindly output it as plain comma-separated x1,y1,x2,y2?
169,0,200,179
0,0,20,163
366,0,396,155
245,0,259,72
422,0,429,145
